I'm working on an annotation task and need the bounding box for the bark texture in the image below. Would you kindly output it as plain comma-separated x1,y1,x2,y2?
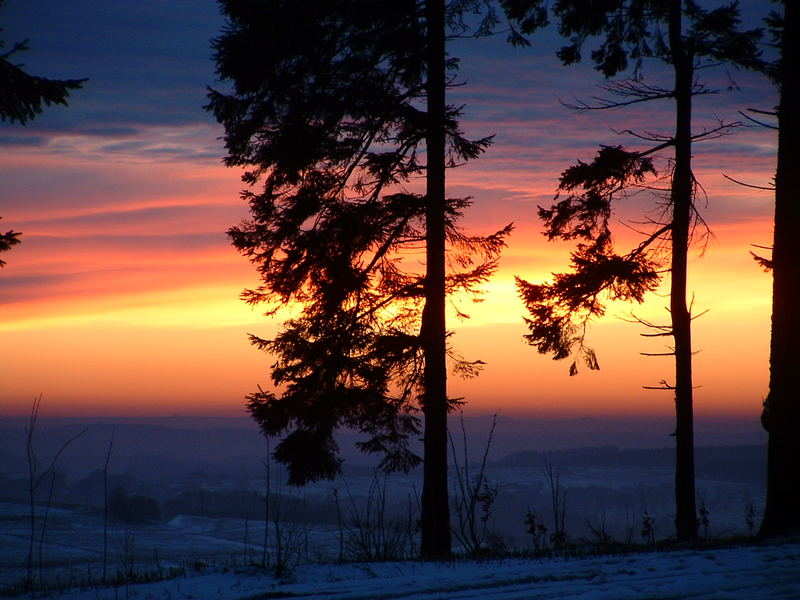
420,0,452,559
761,0,800,538
668,0,698,542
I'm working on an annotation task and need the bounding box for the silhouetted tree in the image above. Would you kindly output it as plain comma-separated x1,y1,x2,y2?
508,0,760,541
207,0,508,558
759,0,800,538
0,0,85,266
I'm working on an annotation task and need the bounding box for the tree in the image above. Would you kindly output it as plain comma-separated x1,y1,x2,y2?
508,0,760,541
0,0,85,266
207,0,508,558
759,0,800,537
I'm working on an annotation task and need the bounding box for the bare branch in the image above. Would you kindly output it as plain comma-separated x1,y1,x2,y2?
643,379,676,391
640,331,673,337
561,80,715,111
637,140,676,158
747,108,778,116
612,128,673,143
722,174,774,191
561,92,670,111
627,223,673,260
689,120,742,142
622,312,672,334
738,109,778,130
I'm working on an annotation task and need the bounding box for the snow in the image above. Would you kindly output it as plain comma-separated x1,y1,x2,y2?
32,542,800,600
0,428,786,599
0,460,786,599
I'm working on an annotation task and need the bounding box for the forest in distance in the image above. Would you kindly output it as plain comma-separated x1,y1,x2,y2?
2,0,800,596
0,413,772,592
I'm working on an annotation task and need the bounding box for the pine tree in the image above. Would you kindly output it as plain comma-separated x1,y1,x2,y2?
207,0,508,558
759,0,800,537
0,0,85,266
508,0,760,541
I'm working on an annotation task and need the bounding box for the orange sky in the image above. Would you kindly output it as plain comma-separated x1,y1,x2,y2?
0,141,776,419
0,1,778,421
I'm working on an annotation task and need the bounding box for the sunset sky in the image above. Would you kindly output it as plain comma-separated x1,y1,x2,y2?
0,1,778,421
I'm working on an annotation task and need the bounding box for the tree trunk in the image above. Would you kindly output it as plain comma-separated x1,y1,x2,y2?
760,0,800,538
419,0,451,559
669,0,698,542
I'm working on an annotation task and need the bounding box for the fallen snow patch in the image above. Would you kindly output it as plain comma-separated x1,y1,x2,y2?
39,541,800,600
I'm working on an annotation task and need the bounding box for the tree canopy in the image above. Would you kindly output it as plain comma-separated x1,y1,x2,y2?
513,0,761,373
509,0,760,541
207,0,508,486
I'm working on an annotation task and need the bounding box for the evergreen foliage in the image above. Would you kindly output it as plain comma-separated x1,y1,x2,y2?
0,0,85,267
0,41,84,124
207,0,508,496
0,0,85,124
508,0,761,540
516,145,661,373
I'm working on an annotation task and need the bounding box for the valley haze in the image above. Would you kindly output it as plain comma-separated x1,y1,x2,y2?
0,413,771,595
0,412,766,469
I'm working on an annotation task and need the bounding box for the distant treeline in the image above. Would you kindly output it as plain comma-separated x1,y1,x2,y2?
494,445,766,483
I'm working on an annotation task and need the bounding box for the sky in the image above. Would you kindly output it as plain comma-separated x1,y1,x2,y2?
0,1,779,422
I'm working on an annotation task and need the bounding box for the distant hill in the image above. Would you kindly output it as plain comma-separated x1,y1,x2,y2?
0,413,766,482
494,444,766,483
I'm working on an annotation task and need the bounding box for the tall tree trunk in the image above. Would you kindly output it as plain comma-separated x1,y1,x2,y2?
420,0,451,558
760,0,800,538
669,0,698,542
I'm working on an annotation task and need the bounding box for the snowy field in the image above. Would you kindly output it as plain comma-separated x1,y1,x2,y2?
0,419,780,598
17,541,800,599
0,464,765,587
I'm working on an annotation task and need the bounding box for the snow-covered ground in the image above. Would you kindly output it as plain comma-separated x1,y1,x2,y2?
0,422,777,598
0,464,764,585
25,541,800,600
0,459,770,596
